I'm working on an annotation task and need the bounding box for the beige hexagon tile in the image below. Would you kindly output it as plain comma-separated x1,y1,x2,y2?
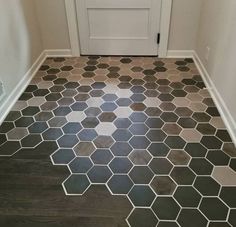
31,78,42,84
71,68,84,75
43,58,52,64
131,56,143,61
223,143,236,157
116,89,133,98
50,62,63,68
120,63,132,69
93,75,107,82
98,57,110,63
110,56,122,61
119,64,132,71
167,149,191,166
190,68,199,74
186,93,204,102
173,97,190,107
94,69,109,76
212,166,236,186
12,101,28,111
75,57,87,64
73,62,86,69
128,150,152,165
34,71,46,78
73,56,85,64
180,129,202,142
7,128,28,140
162,58,176,63
106,78,120,86
167,74,182,82
179,72,193,79
28,97,46,106
210,117,226,129
37,81,54,89
189,64,198,70
143,97,161,107
103,85,119,94
166,69,179,75
162,123,182,135
189,102,207,112
109,61,120,66
130,62,143,68
95,123,116,136
165,63,177,69
143,57,155,64
114,107,132,118
64,59,77,65
58,71,70,78
158,72,169,79
130,59,143,66
86,97,104,107
67,75,82,82
79,78,94,85
66,111,86,122
130,72,144,79
199,89,211,98
143,64,155,69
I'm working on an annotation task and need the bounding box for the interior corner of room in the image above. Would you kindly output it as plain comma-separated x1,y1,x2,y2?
0,0,236,145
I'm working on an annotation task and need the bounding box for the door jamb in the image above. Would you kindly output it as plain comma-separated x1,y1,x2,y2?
65,0,172,57
65,0,80,56
159,0,172,57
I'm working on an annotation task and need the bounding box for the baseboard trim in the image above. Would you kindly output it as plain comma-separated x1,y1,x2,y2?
166,50,194,58
0,49,72,124
193,51,236,145
0,51,47,124
45,49,72,57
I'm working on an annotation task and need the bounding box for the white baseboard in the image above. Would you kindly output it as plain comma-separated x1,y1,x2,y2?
166,50,194,58
166,50,236,145
0,49,72,124
45,49,72,57
193,51,236,145
0,51,47,124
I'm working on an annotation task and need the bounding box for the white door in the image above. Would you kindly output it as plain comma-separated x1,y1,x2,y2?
76,0,162,56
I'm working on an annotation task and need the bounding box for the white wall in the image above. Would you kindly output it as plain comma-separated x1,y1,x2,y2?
196,0,236,133
168,0,203,50
0,0,43,109
34,0,70,50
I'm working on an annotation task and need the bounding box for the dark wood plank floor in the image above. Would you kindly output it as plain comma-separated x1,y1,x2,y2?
0,141,132,227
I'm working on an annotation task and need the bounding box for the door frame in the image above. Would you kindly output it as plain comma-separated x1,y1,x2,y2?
65,0,172,57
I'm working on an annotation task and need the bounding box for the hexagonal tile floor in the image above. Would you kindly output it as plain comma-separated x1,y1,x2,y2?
0,56,236,227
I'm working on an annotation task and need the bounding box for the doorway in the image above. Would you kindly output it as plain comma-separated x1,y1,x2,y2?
76,0,161,56
65,0,172,57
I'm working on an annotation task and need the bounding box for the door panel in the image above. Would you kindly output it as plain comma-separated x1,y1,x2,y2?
76,0,162,55
88,9,149,39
